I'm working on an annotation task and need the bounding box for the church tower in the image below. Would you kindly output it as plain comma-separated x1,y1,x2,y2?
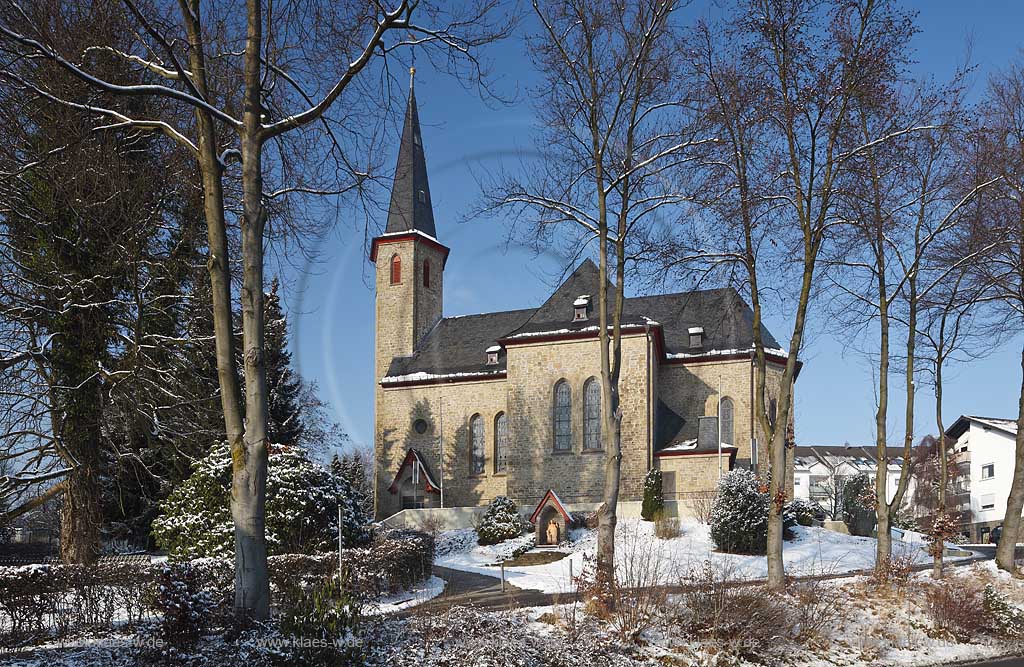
371,69,449,383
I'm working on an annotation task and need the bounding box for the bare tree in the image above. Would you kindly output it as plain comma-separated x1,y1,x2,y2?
828,76,998,567
916,259,993,576
669,0,918,590
483,0,706,587
970,61,1024,573
0,0,510,617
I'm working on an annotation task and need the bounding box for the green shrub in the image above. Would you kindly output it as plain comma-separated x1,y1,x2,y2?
641,469,664,521
476,496,523,546
840,473,876,537
278,576,362,665
709,470,769,555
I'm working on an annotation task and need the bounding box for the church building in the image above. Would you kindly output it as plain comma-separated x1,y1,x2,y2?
371,82,797,521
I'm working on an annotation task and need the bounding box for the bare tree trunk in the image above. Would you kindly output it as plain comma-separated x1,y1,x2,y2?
875,265,892,565
996,343,1024,573
229,0,271,619
933,362,946,578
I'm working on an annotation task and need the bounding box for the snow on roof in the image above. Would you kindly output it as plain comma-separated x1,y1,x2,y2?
666,346,789,360
688,326,704,334
381,369,505,385
376,228,443,246
659,438,738,453
573,295,591,307
504,323,649,339
485,345,501,353
969,416,1019,436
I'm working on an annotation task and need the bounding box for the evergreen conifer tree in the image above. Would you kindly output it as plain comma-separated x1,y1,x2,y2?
263,278,304,447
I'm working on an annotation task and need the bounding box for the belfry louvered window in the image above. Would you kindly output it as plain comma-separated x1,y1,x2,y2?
553,381,571,451
470,414,485,475
583,377,601,450
495,412,509,472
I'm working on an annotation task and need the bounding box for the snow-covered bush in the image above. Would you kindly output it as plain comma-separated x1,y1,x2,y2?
152,442,369,559
786,498,818,527
709,470,770,554
476,496,524,546
148,562,216,644
641,469,663,521
984,584,1024,638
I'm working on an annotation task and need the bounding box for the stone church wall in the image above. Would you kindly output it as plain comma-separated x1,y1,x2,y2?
503,333,653,510
374,377,510,518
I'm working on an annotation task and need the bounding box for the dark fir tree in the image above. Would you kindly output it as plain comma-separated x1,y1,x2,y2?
264,278,304,447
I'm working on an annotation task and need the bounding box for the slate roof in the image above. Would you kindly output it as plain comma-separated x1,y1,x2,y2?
945,415,1019,439
384,83,436,237
383,260,786,384
792,445,909,469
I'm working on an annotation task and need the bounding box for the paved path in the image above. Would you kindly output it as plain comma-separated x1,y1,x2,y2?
412,551,997,616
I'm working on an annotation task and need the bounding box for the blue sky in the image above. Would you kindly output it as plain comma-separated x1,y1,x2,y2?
287,1,1024,454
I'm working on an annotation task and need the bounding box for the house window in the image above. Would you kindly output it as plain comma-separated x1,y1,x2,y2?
981,463,995,480
495,412,509,473
720,396,734,445
583,377,601,450
553,380,571,451
423,260,431,288
390,254,401,284
470,414,485,475
981,494,995,510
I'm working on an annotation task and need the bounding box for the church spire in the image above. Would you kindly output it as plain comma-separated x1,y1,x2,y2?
384,68,437,237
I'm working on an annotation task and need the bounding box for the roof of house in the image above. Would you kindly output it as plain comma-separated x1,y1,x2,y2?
384,83,436,237
946,415,1019,440
383,260,785,383
792,444,909,470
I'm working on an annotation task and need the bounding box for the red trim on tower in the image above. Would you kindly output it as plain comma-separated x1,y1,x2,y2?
370,232,450,268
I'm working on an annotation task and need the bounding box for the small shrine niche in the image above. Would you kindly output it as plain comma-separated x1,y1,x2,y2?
529,489,571,547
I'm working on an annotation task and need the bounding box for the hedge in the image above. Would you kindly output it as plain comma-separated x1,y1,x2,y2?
0,527,433,644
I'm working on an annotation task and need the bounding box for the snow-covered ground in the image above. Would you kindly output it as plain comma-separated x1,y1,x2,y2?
436,520,975,594
364,575,445,615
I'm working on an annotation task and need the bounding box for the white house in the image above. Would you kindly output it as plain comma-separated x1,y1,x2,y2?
792,445,913,519
945,415,1019,543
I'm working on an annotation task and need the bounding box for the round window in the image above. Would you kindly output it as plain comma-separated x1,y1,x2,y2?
413,418,429,435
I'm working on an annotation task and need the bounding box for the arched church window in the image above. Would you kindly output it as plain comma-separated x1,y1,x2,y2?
470,414,485,475
720,396,735,445
423,259,431,288
494,412,509,473
390,254,401,285
553,380,571,451
583,377,601,450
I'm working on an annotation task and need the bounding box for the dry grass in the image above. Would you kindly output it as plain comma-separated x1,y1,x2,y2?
653,512,682,540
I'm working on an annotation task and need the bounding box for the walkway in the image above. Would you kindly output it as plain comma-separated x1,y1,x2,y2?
407,551,997,615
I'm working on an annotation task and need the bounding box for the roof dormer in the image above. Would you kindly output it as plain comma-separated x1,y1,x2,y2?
486,345,501,366
573,295,591,322
688,326,704,348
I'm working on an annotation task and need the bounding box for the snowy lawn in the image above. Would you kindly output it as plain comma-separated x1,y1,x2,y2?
435,519,975,594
